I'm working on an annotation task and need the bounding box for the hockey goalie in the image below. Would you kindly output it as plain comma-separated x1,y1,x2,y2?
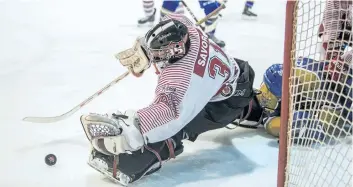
80,14,256,185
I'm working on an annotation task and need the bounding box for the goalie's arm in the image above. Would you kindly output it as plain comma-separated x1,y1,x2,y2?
136,82,187,144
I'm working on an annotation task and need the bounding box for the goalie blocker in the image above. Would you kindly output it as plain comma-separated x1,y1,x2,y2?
80,14,256,186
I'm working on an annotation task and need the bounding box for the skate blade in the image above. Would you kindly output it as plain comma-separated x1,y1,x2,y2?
87,162,130,186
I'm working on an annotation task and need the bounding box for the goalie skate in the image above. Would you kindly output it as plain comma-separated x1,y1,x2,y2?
87,149,131,186
88,138,184,186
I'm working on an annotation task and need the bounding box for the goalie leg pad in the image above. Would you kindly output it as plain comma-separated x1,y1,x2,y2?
80,114,122,141
81,114,123,155
264,116,281,137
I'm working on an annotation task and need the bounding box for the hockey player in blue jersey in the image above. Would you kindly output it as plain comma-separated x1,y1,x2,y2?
137,0,226,47
257,61,326,141
239,57,352,143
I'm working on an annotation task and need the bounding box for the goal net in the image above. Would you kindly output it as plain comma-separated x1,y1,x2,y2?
278,1,352,187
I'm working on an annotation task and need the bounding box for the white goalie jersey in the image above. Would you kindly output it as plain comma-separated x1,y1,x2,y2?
137,14,240,144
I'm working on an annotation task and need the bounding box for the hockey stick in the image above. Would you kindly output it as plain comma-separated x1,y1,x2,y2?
181,0,205,30
23,5,225,124
196,2,226,24
218,0,227,17
182,1,226,28
23,71,130,123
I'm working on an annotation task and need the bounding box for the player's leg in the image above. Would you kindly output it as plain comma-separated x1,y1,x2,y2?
84,91,256,186
87,130,186,185
81,111,187,185
138,0,156,25
160,0,182,20
199,0,225,47
184,58,256,139
242,1,257,18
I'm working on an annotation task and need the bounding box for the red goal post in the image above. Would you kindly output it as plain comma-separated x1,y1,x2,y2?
278,1,352,187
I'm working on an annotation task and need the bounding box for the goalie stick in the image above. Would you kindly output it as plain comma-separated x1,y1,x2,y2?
23,71,130,123
22,5,226,124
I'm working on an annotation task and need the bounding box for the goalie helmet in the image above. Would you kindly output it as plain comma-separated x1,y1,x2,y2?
144,18,189,64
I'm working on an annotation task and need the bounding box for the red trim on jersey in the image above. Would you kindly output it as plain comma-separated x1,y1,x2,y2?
153,63,160,75
193,29,209,77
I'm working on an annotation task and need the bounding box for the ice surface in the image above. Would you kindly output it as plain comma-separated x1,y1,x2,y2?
0,0,287,186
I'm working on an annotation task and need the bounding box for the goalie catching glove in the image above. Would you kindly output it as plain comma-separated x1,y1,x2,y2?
115,37,151,77
80,110,145,155
116,19,190,77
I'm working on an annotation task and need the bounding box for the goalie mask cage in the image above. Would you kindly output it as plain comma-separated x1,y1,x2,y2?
278,1,352,187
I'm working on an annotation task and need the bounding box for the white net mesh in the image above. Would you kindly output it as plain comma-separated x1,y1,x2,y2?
285,0,352,187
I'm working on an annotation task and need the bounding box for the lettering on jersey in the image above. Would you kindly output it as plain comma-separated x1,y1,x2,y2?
160,85,177,93
208,42,231,80
193,29,209,77
208,56,231,79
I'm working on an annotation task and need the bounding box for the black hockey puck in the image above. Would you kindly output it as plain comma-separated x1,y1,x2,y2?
45,154,57,166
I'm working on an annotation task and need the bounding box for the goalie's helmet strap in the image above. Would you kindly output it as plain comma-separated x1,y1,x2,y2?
144,18,189,64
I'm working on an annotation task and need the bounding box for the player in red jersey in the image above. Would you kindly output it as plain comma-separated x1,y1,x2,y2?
80,14,256,186
318,0,352,82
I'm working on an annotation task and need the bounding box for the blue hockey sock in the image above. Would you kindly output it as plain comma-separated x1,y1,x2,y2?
161,0,181,18
199,0,220,35
245,1,254,8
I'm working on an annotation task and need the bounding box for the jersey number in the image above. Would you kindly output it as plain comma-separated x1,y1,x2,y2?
209,56,230,79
